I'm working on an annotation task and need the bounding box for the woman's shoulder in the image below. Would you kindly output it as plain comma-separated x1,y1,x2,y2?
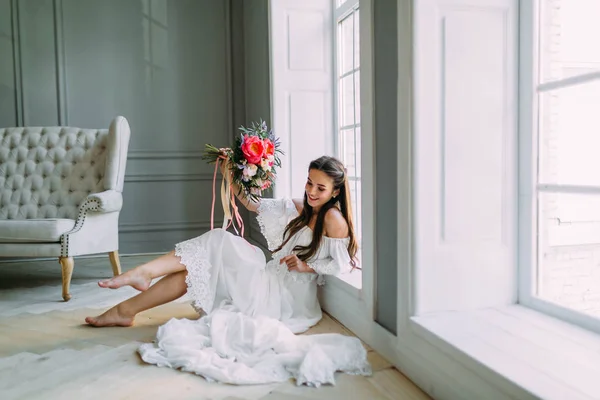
324,208,349,238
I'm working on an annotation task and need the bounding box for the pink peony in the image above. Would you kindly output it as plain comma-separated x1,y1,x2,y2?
241,136,265,164
263,139,275,157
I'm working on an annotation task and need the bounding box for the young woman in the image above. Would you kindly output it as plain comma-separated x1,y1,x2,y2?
85,155,370,385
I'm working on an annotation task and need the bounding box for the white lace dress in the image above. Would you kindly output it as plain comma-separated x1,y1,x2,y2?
138,198,371,386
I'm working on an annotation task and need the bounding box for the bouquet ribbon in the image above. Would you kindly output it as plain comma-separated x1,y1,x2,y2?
211,155,245,237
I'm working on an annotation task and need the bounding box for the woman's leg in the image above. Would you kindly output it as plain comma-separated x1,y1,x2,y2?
98,250,186,291
86,270,189,327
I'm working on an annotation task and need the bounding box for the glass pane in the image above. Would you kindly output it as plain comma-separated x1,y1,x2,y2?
338,14,354,75
346,179,360,238
340,127,357,176
348,179,356,215
337,0,348,7
355,126,361,177
354,71,361,125
537,192,600,318
354,9,360,68
539,0,600,84
538,77,600,186
354,179,361,240
339,74,355,127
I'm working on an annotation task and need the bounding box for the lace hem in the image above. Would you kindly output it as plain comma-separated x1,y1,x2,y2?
307,258,339,275
307,258,340,287
175,239,214,314
255,214,279,251
267,260,317,284
256,200,285,251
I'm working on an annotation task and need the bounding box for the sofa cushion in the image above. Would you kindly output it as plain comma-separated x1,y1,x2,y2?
0,219,76,243
0,126,109,220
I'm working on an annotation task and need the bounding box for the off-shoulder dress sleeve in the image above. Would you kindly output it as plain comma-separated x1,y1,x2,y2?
256,198,299,251
306,236,352,276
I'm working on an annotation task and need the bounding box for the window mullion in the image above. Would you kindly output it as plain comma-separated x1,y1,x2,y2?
537,70,600,92
339,67,359,79
537,183,600,195
334,0,358,22
518,0,539,306
334,0,361,241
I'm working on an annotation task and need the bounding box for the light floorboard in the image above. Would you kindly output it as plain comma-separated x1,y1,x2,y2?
0,255,430,400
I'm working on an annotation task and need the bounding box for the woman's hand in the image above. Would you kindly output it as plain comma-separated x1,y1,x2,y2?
280,254,315,273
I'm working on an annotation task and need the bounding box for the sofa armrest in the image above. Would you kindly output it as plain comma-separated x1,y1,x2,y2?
61,190,123,242
83,190,123,213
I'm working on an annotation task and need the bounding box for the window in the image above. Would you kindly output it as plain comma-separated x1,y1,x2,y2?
523,0,600,331
334,0,361,242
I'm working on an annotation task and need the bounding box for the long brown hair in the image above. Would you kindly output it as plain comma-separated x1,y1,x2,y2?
273,156,359,267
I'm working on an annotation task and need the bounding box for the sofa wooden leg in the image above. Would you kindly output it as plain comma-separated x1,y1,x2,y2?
59,257,74,301
109,251,122,276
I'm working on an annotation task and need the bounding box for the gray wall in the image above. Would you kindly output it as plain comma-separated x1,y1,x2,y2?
240,0,272,248
1,0,398,334
374,0,398,334
0,0,270,254
228,0,271,250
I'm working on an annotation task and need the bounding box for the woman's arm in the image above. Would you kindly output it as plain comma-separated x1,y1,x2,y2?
282,208,350,274
220,160,260,213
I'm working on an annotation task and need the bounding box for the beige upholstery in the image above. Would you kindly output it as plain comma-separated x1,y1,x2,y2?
0,116,130,301
0,219,76,242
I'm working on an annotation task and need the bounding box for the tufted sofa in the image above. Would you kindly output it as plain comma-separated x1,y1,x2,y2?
0,116,131,301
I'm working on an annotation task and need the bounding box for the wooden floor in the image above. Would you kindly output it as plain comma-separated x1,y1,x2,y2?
0,255,431,400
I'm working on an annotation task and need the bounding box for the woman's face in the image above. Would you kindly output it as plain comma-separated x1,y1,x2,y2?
305,169,338,210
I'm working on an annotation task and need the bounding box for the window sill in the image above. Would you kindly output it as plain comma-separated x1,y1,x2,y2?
331,269,362,289
322,272,362,298
411,305,600,400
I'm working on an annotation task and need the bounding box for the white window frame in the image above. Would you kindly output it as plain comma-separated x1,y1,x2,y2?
333,0,361,245
320,0,375,313
519,0,600,334
267,0,377,334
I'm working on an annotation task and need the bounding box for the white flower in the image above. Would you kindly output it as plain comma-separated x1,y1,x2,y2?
260,158,271,171
243,164,258,178
254,178,264,187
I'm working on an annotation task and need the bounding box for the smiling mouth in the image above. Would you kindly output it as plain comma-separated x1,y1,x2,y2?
308,195,318,201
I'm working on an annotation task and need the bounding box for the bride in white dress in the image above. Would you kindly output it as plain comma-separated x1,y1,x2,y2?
85,156,371,386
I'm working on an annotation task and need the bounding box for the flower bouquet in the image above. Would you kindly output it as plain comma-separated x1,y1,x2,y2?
202,120,282,201
202,120,282,235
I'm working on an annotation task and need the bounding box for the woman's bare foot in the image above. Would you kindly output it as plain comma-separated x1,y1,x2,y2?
98,268,151,291
85,305,134,327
